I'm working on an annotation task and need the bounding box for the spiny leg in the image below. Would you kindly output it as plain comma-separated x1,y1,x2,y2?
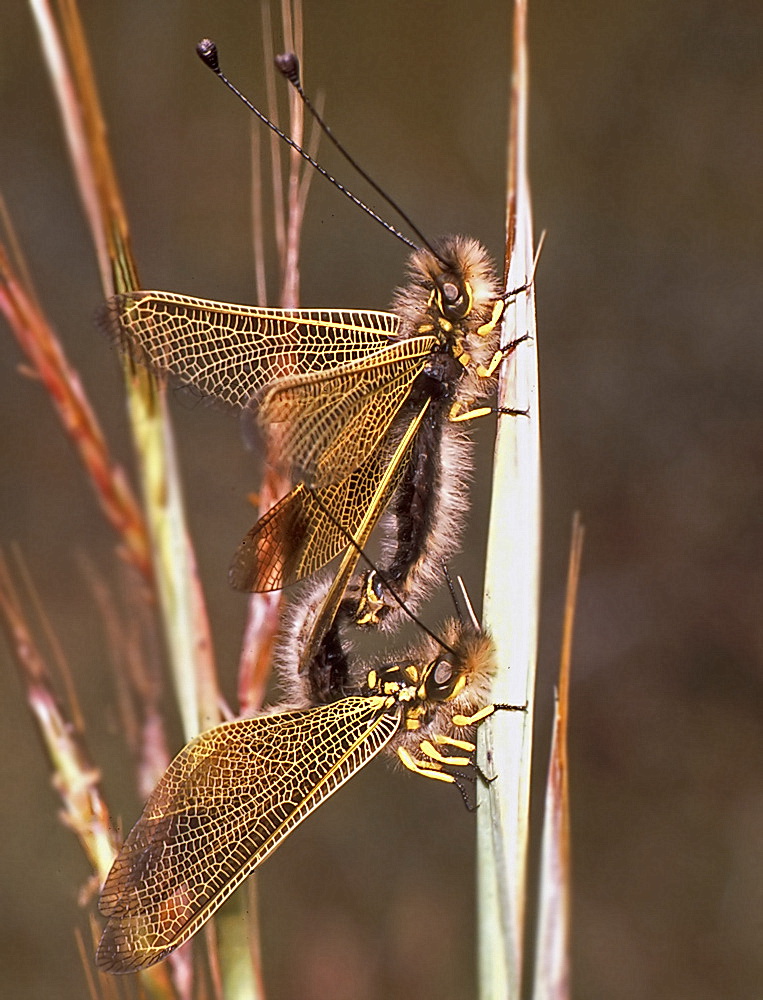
449,333,532,423
453,775,478,812
452,701,526,729
493,701,529,715
427,733,498,794
452,702,529,789
476,333,531,378
471,759,497,786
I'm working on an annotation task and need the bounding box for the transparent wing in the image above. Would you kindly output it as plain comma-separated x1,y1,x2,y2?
229,401,431,592
97,698,399,973
258,334,436,486
297,401,432,674
100,291,402,409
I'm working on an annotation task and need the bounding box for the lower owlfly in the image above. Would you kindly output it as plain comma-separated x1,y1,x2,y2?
96,573,524,973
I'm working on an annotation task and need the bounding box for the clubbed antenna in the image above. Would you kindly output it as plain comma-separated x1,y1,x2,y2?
196,39,419,252
274,51,448,268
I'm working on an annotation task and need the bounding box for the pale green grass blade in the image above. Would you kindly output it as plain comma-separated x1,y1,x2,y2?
479,0,541,995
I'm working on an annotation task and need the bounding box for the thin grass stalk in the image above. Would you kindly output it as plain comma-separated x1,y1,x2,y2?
75,927,101,1000
237,0,311,715
227,5,311,992
261,2,286,264
251,125,269,308
85,564,172,800
280,9,304,307
237,83,275,716
0,553,118,883
29,0,110,288
30,0,220,740
0,239,151,580
532,514,583,1000
0,555,180,1000
478,0,540,996
28,0,226,988
236,6,290,715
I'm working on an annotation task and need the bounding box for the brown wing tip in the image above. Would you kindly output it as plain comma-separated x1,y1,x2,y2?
229,494,312,592
228,529,284,592
95,922,164,974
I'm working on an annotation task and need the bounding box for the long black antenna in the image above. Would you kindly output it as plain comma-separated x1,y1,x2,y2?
196,39,419,253
275,51,447,267
443,563,466,624
442,564,481,632
305,488,457,658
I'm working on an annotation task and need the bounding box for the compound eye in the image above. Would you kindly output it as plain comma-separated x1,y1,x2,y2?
434,659,454,685
437,277,469,320
442,281,459,304
426,657,458,700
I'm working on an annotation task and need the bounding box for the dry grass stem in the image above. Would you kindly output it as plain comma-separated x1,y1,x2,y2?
532,514,583,1000
31,0,220,739
478,0,541,996
238,0,313,715
0,553,118,882
0,241,152,580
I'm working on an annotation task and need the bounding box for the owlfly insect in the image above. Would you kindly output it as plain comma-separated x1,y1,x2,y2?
101,41,533,648
96,588,523,973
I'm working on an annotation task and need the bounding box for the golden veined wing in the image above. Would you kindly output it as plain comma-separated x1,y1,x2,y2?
297,400,432,673
99,291,402,409
258,334,436,486
97,698,400,973
229,401,431,592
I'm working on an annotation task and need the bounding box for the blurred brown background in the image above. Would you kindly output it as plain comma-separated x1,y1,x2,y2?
1,1,761,998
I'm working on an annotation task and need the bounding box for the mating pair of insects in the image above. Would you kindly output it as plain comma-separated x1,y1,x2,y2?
95,40,532,973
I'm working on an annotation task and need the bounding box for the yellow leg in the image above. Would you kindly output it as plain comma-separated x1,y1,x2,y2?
453,702,526,727
476,349,505,378
476,332,532,378
434,733,476,752
397,747,454,783
476,299,506,337
419,740,472,768
449,403,494,423
452,704,497,727
354,570,388,626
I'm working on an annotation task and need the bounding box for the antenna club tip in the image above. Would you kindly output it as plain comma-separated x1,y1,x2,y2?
196,38,220,73
275,51,301,87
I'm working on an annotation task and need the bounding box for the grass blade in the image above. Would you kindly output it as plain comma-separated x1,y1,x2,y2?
478,0,540,995
532,514,584,1000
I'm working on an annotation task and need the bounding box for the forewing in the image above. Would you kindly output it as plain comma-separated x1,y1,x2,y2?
100,291,401,408
97,700,399,973
258,335,436,486
229,403,431,592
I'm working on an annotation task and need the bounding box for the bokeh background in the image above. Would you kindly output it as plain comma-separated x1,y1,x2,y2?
1,1,761,998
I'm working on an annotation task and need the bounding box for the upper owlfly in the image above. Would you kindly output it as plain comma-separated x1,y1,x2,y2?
101,40,534,638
